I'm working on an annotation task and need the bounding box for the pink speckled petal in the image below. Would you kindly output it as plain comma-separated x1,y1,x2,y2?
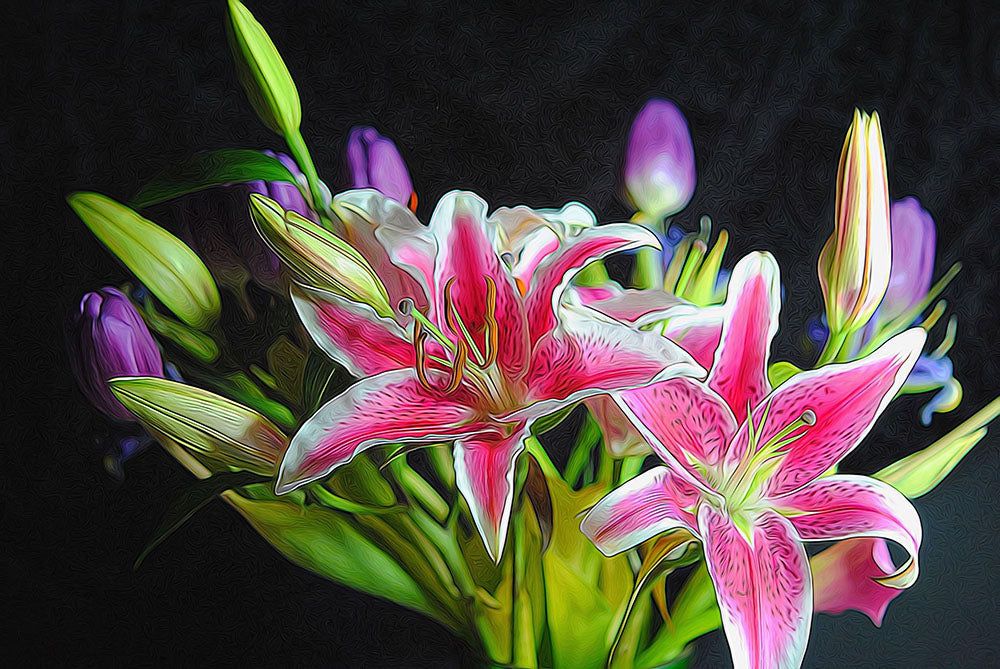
655,305,726,370
726,329,925,495
699,505,812,669
580,466,701,556
524,223,660,344
453,425,528,562
277,369,488,494
708,252,781,425
291,283,413,377
618,377,737,481
812,538,904,626
773,475,921,589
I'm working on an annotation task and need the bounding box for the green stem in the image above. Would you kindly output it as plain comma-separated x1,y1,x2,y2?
285,128,335,231
816,327,848,367
619,455,645,484
390,459,449,522
633,248,663,290
525,436,560,480
511,507,537,668
565,414,601,487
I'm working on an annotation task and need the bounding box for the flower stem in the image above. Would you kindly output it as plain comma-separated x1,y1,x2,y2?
816,327,848,367
285,128,335,232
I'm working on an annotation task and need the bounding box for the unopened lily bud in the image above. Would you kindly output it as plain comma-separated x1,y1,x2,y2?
67,287,164,421
879,197,936,324
249,193,393,316
818,109,892,336
346,126,416,210
623,99,697,221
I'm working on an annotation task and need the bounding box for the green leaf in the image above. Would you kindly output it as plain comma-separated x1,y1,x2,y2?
110,376,287,476
875,395,1000,498
132,149,298,208
227,493,435,618
205,371,297,429
68,192,221,329
135,470,267,569
227,0,300,135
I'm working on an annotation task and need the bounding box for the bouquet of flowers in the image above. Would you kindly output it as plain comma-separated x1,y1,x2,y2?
66,2,999,667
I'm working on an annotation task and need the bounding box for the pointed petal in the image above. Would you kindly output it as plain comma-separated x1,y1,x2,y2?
507,302,704,424
812,538,904,625
453,425,528,561
578,284,687,325
699,505,812,669
428,191,530,377
727,328,926,495
773,475,921,589
707,252,781,424
277,369,488,493
618,377,737,481
291,283,413,376
581,466,701,556
524,223,660,343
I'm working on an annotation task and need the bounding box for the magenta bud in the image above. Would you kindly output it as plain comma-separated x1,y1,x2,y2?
67,287,164,421
624,99,697,220
880,197,936,323
346,126,416,209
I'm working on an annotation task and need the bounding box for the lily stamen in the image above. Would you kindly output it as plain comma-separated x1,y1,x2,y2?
482,277,499,368
444,278,487,366
444,340,469,393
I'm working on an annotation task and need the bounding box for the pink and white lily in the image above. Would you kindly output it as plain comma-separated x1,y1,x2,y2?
581,251,925,668
277,189,704,560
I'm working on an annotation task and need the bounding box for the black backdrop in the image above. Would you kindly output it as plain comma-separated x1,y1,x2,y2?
3,0,1000,666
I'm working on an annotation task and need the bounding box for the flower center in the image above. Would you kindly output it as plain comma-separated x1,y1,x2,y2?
401,276,515,412
722,402,816,508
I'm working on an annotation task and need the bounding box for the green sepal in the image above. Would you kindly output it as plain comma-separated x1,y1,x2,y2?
767,361,803,388
131,149,299,208
68,192,221,329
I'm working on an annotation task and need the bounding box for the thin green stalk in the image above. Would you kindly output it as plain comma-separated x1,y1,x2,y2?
619,455,645,484
565,414,602,487
285,128,335,231
511,508,537,668
429,444,456,489
816,328,848,367
390,459,449,522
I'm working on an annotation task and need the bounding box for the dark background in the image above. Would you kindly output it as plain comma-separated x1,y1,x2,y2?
3,0,999,666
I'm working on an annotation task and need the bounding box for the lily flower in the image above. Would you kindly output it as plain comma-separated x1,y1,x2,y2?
276,189,704,560
582,252,925,669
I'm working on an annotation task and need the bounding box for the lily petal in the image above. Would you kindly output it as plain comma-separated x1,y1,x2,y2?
585,396,649,457
708,252,781,424
453,425,528,562
426,191,530,377
580,466,701,556
507,303,704,424
656,305,726,369
618,377,737,483
524,223,661,344
812,537,904,626
728,328,925,494
772,475,921,589
277,369,489,493
699,505,812,669
291,283,413,377
577,284,688,325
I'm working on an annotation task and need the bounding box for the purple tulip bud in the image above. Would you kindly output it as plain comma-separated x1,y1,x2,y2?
624,99,697,220
247,151,318,221
880,197,936,323
346,126,416,210
67,287,164,421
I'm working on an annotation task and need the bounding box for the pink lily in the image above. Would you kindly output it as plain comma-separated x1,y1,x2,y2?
277,189,704,560
581,251,925,668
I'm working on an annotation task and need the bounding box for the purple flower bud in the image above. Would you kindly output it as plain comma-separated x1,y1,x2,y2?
880,197,936,323
624,99,697,220
67,287,164,421
247,151,317,221
346,126,416,209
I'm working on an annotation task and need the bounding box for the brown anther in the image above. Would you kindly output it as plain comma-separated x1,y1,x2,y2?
444,340,468,393
443,277,461,337
482,276,499,367
407,191,418,214
413,319,434,391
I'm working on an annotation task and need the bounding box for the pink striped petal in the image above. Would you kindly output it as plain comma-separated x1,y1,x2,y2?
773,475,921,589
699,505,812,669
524,223,660,344
453,425,528,562
707,252,781,424
812,538,903,626
507,303,704,424
277,369,489,493
291,283,414,377
578,284,687,325
580,466,701,556
426,192,529,378
333,189,430,307
618,377,737,483
490,202,596,288
727,328,925,495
